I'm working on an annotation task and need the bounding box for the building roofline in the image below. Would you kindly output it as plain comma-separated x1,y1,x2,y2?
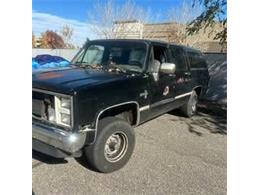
113,20,140,24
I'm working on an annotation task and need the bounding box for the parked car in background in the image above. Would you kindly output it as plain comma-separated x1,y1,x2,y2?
32,39,209,173
32,54,70,71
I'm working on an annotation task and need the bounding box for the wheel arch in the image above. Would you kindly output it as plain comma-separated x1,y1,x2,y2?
85,101,140,145
96,101,140,128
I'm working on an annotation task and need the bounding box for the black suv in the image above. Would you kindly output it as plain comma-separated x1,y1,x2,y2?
32,39,209,173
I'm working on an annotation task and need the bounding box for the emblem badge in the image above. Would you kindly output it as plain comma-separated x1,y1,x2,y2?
140,90,148,99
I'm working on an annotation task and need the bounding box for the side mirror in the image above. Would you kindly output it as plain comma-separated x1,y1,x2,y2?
160,63,176,74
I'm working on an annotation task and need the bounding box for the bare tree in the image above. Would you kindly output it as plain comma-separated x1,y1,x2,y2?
60,25,74,48
32,32,36,48
167,0,225,52
167,0,203,45
88,0,152,39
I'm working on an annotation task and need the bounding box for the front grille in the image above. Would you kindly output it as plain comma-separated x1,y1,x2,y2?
32,90,54,120
32,99,45,117
32,88,73,129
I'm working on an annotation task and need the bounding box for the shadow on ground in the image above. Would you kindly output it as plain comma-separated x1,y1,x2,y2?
32,150,97,172
168,106,227,136
74,155,98,172
32,151,68,168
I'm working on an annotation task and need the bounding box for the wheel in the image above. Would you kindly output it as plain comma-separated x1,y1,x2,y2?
180,90,198,117
84,117,135,173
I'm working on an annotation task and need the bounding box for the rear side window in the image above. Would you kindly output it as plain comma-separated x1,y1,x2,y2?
170,46,188,71
187,51,207,69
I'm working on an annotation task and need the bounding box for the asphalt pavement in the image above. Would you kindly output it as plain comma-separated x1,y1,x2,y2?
32,110,226,195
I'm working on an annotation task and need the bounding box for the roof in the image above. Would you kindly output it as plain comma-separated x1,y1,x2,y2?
90,38,165,44
90,38,183,46
89,39,203,52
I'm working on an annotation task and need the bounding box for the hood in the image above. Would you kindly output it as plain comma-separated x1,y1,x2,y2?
32,67,132,94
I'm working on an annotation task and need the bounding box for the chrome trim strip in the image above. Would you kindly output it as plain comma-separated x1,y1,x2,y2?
95,101,140,129
151,98,175,108
32,88,72,98
32,122,86,153
139,105,150,111
91,101,140,144
190,68,208,70
175,92,192,99
79,125,95,133
139,91,193,112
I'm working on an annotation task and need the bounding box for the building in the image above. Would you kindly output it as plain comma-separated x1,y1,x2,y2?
113,20,226,53
113,20,143,39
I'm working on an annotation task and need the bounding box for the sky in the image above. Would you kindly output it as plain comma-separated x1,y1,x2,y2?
32,0,197,46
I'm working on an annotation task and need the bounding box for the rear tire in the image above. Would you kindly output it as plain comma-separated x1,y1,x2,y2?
84,117,135,173
181,91,198,117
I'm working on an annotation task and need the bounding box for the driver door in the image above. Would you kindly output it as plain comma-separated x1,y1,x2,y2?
146,44,177,119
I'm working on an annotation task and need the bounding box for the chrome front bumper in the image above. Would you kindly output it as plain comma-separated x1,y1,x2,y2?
32,122,87,153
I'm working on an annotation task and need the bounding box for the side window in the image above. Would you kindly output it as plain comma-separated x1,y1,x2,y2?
148,45,168,73
187,52,193,66
170,46,188,71
188,52,196,68
153,45,168,64
108,47,146,67
197,54,207,68
188,51,207,69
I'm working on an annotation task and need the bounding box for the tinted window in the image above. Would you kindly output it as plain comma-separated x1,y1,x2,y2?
108,47,146,66
188,51,207,69
148,45,168,73
71,42,147,72
170,46,188,71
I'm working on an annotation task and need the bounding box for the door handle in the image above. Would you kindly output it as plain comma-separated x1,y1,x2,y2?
184,72,191,76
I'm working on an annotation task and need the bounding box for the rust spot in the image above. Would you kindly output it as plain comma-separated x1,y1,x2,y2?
37,72,64,80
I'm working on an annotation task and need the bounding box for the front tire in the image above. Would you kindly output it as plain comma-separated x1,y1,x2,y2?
180,90,198,117
84,117,135,173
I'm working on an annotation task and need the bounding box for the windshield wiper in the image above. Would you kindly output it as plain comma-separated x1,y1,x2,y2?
79,64,93,68
77,63,102,69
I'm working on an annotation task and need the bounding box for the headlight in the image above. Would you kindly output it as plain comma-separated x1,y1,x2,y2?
61,98,71,109
52,96,72,127
60,113,71,125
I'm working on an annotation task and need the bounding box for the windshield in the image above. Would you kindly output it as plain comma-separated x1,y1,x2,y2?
71,41,147,73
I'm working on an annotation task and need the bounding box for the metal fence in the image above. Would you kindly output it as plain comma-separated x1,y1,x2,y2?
32,49,79,61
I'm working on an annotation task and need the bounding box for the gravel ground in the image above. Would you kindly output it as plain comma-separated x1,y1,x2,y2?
32,110,226,195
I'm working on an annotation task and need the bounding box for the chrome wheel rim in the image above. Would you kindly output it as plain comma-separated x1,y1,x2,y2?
191,95,198,113
191,103,196,112
104,131,128,163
